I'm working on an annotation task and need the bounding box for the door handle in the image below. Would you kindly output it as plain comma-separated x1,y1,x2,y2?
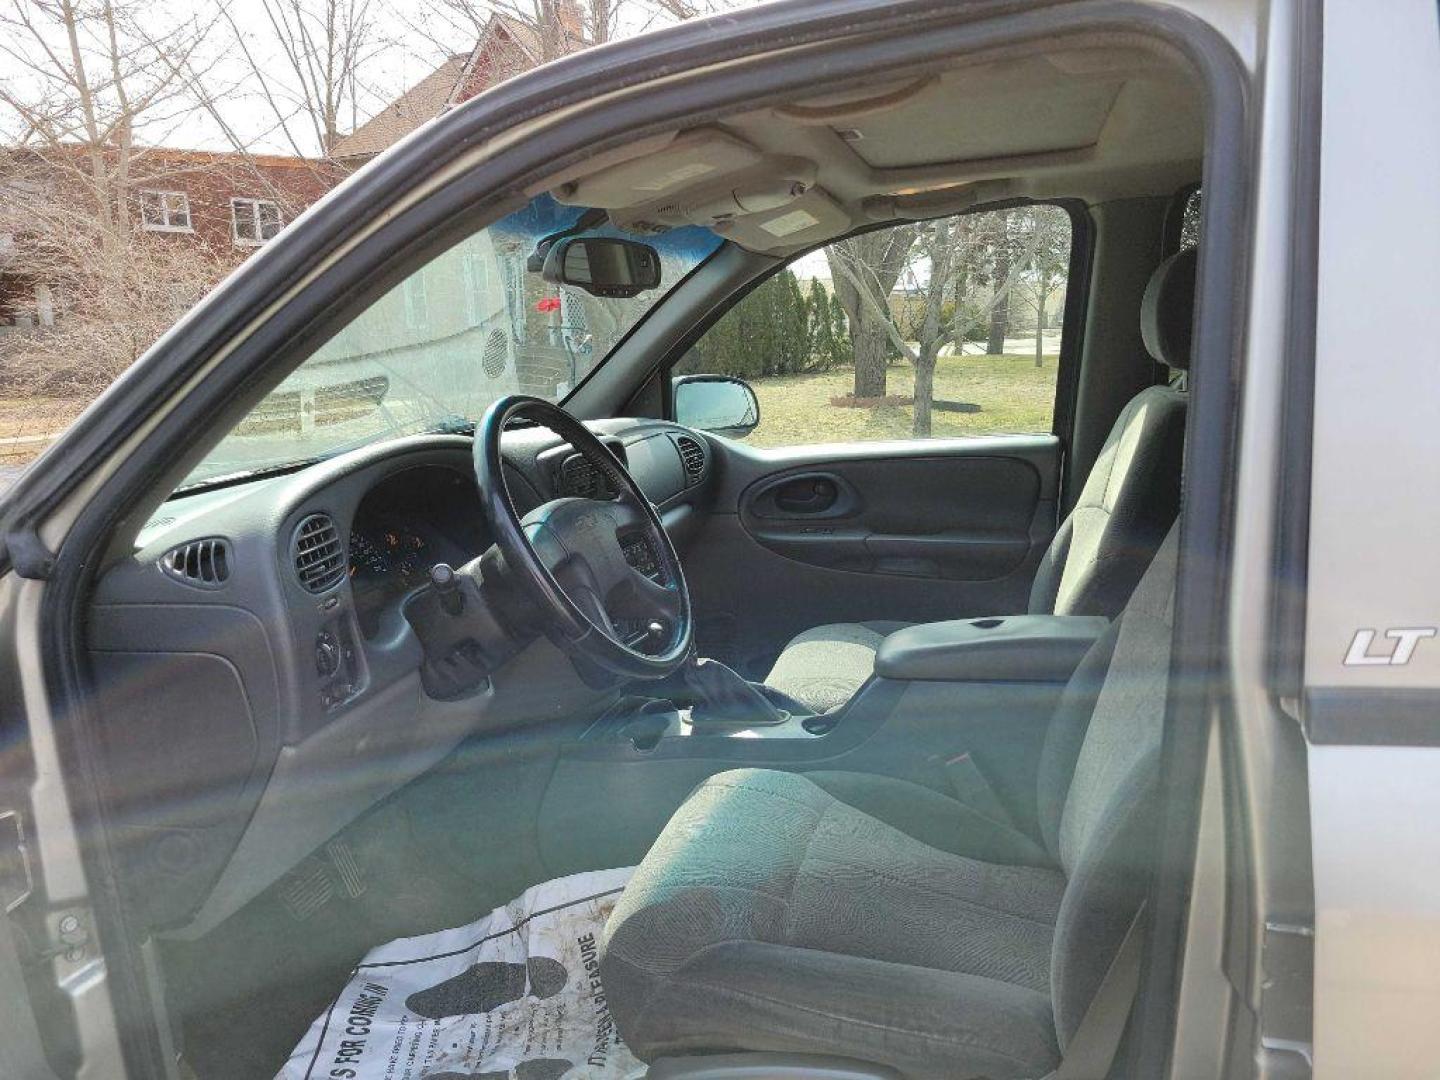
774,477,838,514
744,470,857,521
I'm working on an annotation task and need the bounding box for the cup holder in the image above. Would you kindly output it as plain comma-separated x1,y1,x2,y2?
620,701,676,752
970,617,1005,629
801,714,838,736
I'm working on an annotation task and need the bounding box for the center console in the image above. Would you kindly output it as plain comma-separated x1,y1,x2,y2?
594,692,833,756
539,613,1112,877
582,613,1112,753
874,614,1111,683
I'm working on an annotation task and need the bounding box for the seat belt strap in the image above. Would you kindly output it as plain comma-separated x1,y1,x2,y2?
1045,901,1148,1080
941,751,1018,830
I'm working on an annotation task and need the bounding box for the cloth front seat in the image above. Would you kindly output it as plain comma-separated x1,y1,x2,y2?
598,528,1180,1079
765,248,1195,713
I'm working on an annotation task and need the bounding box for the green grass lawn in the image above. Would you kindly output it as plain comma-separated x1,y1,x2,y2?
746,352,1057,447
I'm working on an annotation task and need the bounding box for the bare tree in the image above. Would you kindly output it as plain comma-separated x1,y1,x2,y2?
0,0,218,251
905,218,957,436
213,0,387,156
405,0,740,68
0,145,230,399
1015,206,1070,366
825,227,916,398
831,210,1059,435
0,0,285,405
139,0,376,207
984,210,1013,354
1,164,250,403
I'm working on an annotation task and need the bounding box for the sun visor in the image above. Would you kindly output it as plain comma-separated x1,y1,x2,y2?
553,127,764,208
710,188,852,253
609,158,819,229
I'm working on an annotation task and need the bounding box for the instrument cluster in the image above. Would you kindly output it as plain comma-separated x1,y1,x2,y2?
346,467,488,637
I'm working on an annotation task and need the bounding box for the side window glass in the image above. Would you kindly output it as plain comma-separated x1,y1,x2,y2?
678,205,1071,445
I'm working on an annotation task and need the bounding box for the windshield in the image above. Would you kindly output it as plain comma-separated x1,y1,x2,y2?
182,195,722,489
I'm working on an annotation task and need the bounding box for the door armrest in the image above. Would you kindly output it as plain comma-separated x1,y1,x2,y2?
873,614,1110,683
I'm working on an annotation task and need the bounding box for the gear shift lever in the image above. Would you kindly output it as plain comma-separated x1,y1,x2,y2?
683,655,788,727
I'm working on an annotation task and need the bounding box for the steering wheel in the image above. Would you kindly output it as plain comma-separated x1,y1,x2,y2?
474,395,692,679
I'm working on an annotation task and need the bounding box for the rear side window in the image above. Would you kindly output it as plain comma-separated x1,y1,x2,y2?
677,204,1074,446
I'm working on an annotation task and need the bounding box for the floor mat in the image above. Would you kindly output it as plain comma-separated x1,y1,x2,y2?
278,868,640,1080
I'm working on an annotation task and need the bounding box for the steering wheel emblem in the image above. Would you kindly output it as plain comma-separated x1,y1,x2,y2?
572,509,609,533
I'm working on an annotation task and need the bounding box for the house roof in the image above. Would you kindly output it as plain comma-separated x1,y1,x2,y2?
489,14,543,65
330,14,551,161
131,147,327,171
330,54,471,161
331,13,550,160
4,143,324,172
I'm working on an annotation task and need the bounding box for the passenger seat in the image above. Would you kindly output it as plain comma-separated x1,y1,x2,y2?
765,248,1196,713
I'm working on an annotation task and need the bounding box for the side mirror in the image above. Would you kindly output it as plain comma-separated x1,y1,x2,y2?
673,374,760,438
541,236,661,298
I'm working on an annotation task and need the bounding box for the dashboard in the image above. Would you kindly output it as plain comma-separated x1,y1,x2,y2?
85,419,713,934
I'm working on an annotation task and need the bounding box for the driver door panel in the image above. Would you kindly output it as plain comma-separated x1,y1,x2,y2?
684,436,1059,674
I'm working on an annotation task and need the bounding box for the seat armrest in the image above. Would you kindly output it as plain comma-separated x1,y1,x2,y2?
874,614,1110,683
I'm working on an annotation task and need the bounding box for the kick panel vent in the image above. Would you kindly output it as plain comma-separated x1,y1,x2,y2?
293,513,345,593
676,435,706,484
160,538,231,588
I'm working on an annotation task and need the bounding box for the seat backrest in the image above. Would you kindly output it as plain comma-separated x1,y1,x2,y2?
1028,247,1196,618
1034,525,1180,1050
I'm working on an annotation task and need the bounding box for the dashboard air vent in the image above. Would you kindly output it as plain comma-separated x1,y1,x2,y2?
160,538,231,588
676,435,706,485
293,513,345,593
558,455,613,500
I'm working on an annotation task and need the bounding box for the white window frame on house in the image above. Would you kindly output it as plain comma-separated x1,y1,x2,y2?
139,190,193,233
403,271,430,331
461,249,489,327
231,197,284,246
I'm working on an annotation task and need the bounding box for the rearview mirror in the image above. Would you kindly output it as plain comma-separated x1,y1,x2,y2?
673,374,760,438
542,236,661,298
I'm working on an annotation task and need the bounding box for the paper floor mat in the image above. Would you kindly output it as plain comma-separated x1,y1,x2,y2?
278,867,640,1080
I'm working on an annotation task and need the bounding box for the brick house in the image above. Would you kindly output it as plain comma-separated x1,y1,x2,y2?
123,149,343,253
0,7,589,442
0,146,346,330
244,6,596,419
1,5,588,329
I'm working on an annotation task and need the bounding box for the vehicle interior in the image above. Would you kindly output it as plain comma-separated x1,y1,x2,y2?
47,21,1220,1080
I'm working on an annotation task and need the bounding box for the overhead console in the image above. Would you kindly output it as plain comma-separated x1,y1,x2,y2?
555,128,770,211
544,41,1205,253
553,127,849,253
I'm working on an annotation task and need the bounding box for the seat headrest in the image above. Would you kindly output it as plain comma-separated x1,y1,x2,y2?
1140,247,1198,370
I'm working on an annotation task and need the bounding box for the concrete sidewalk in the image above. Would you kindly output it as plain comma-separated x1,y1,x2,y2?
0,464,26,496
